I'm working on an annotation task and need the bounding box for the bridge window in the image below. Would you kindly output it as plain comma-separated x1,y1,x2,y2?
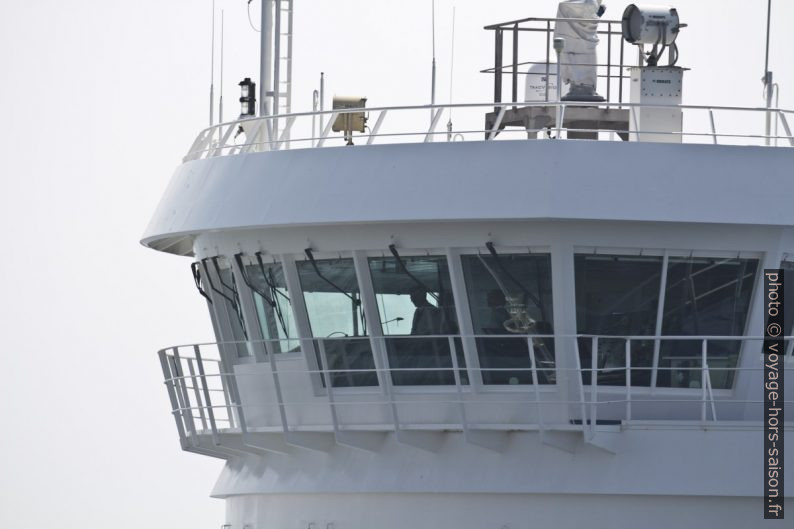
575,254,662,386
296,257,376,387
461,253,555,385
658,257,758,389
369,254,465,386
783,261,794,339
243,260,299,354
782,261,794,361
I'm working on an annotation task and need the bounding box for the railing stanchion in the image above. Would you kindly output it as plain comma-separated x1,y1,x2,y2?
606,22,612,102
778,111,794,147
171,348,199,447
701,339,708,423
631,105,640,142
194,345,221,446
590,336,598,438
708,109,718,145
651,252,670,391
488,106,506,140
527,337,545,436
424,108,445,143
187,358,208,431
367,110,388,145
159,349,189,447
266,339,291,436
625,338,632,423
544,21,551,102
573,338,588,437
448,336,469,435
706,362,717,422
317,339,341,435
512,23,519,110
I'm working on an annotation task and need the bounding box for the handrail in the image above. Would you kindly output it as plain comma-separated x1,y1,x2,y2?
160,332,794,458
183,101,794,162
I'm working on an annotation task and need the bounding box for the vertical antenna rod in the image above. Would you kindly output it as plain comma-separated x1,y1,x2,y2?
319,72,325,133
447,6,456,141
430,0,437,128
763,0,773,146
219,9,225,124
209,0,216,126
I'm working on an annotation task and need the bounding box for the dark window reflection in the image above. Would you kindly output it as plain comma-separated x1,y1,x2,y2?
245,262,300,354
658,257,758,389
217,267,251,358
296,258,377,388
782,262,794,339
369,255,465,386
575,254,663,386
462,253,555,385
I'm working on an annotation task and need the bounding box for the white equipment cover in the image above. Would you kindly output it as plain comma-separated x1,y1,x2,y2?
553,0,602,88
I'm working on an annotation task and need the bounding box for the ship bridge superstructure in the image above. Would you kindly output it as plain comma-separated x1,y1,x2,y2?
144,3,794,528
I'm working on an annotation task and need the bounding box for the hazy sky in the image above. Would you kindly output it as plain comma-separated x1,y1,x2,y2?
0,1,792,528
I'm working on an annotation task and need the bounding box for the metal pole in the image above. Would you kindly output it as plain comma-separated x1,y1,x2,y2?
319,72,325,133
218,9,224,124
512,23,518,108
430,0,437,130
259,0,273,117
273,0,282,139
553,38,565,138
209,0,215,126
764,0,773,146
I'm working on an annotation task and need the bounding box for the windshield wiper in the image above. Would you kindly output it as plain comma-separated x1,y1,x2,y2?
485,242,546,321
190,262,213,304
203,258,248,340
388,244,440,303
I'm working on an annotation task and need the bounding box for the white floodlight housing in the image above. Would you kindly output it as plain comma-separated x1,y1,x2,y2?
622,4,684,67
332,96,368,145
622,4,680,46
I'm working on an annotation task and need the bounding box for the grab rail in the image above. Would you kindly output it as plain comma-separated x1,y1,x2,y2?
159,334,794,456
182,102,794,162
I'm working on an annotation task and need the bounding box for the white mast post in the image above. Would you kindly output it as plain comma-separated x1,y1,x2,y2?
209,0,216,127
219,9,225,124
430,0,437,131
260,0,273,117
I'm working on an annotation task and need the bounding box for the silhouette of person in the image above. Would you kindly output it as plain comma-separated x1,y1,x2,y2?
410,289,441,335
486,289,511,332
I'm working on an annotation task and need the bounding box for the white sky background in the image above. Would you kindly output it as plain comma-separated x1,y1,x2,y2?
0,1,792,527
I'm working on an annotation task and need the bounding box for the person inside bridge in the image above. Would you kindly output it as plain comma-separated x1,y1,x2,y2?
410,288,442,335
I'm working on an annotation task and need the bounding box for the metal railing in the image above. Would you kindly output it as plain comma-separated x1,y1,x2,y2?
483,17,629,106
182,102,794,162
159,334,793,456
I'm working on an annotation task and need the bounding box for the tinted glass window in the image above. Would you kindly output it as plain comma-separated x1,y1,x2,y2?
204,265,251,359
462,253,555,385
297,257,376,387
782,262,794,339
244,261,299,354
369,255,465,386
658,257,758,389
575,254,663,386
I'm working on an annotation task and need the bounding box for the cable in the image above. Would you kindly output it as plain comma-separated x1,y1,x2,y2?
247,0,261,32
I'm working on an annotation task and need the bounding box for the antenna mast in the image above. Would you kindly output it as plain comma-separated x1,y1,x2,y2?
447,6,456,141
209,0,216,126
763,0,773,146
219,9,225,124
430,0,437,128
